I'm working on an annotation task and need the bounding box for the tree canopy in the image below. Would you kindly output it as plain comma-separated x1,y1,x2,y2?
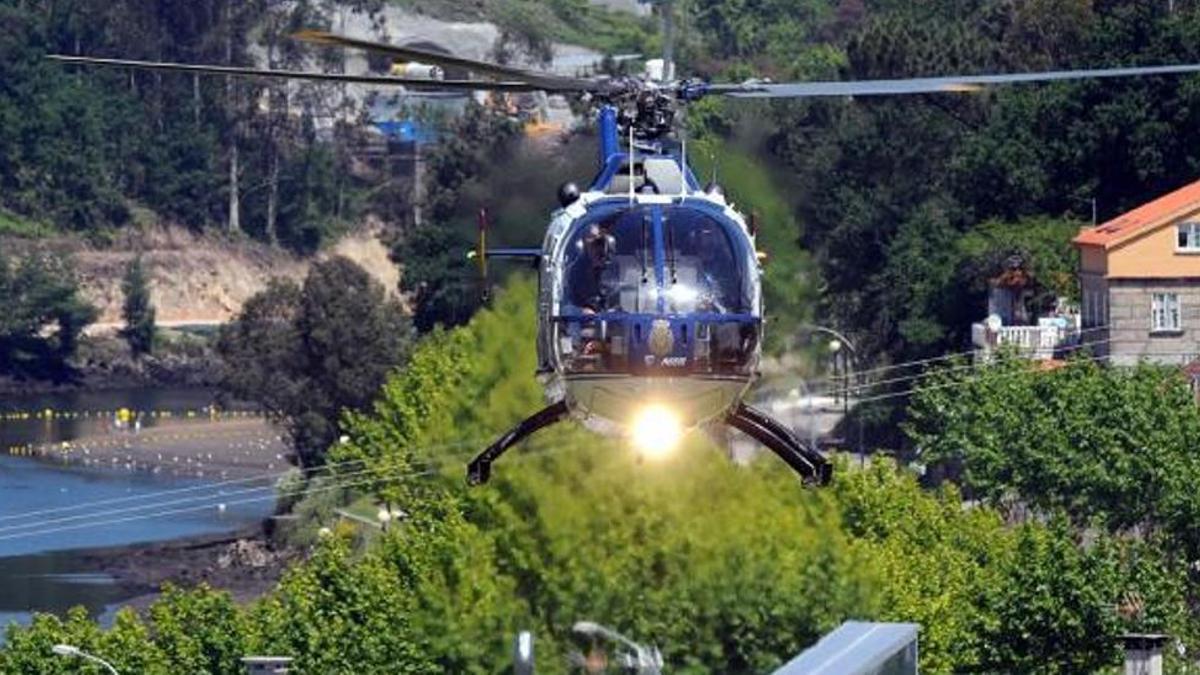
0,1,378,251
120,256,156,358
217,256,410,466
0,251,97,380
7,280,1196,673
906,355,1200,559
678,0,1200,364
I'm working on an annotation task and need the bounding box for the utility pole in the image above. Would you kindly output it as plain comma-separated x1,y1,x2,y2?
639,0,676,81
412,140,424,227
661,0,675,81
225,2,241,235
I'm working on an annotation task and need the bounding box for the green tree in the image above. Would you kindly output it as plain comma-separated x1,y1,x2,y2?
148,585,248,674
120,256,156,357
906,356,1200,558
217,257,411,466
392,225,481,333
0,251,97,380
249,533,434,674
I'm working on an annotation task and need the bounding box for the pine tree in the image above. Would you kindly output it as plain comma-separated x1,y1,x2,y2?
120,256,156,357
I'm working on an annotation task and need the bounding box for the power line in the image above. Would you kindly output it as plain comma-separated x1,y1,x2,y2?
0,466,436,544
0,461,416,536
849,351,1115,406
800,324,1112,387
788,330,1117,396
843,334,1120,394
0,442,567,545
0,438,482,526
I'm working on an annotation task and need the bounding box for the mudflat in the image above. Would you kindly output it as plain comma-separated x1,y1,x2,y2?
19,418,291,480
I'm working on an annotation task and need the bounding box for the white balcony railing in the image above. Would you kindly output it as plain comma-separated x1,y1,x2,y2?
972,321,1080,360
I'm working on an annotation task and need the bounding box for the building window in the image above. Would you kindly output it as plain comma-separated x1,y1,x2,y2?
1083,290,1105,329
1152,293,1182,332
1179,222,1200,251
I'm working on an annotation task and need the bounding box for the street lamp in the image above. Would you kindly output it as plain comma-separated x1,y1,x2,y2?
797,325,861,456
52,644,119,675
572,621,663,675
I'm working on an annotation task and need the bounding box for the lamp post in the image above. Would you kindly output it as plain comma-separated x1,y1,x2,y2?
52,645,119,675
787,380,817,454
797,325,860,456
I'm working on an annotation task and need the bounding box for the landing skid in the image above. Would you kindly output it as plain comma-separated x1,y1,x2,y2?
467,400,832,486
725,402,832,486
467,400,570,485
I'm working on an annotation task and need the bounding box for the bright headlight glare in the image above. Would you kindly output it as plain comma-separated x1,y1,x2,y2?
630,404,683,458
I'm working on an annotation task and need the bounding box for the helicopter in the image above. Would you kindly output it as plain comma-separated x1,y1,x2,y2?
48,31,1200,487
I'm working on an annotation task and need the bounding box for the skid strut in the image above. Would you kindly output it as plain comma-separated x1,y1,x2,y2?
468,400,571,485
726,402,832,485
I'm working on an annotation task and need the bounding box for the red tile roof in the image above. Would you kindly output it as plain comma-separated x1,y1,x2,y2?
1074,178,1200,248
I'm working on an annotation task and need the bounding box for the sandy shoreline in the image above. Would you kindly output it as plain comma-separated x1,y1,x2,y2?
12,418,292,480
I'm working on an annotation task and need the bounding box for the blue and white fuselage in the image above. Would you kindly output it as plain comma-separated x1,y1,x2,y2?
467,105,828,487
536,136,763,433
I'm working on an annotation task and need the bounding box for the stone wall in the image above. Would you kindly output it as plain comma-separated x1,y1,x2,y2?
1108,278,1200,366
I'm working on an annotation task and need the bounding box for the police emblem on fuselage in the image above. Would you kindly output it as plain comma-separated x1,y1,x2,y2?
649,319,674,358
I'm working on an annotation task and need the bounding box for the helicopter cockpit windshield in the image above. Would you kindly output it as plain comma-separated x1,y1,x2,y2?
553,203,760,377
561,206,753,315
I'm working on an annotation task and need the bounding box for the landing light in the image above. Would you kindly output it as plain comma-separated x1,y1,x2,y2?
631,405,683,458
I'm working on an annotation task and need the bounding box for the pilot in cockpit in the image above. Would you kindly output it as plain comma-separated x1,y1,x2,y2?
670,225,729,314
560,224,607,315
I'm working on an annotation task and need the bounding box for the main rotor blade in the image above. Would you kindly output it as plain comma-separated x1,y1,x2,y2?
47,54,544,92
715,63,1200,98
293,30,597,91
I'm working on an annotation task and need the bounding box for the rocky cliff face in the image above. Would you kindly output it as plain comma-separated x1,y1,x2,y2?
65,223,401,331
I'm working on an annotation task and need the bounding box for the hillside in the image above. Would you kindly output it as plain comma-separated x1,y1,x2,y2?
2,225,400,332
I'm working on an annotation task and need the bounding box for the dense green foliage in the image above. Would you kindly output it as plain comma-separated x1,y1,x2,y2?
120,256,156,357
0,1,376,251
329,280,1194,672
6,280,1194,672
217,257,410,466
0,251,97,380
907,356,1200,558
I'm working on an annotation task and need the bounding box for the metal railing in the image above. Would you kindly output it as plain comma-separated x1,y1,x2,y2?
972,322,1080,360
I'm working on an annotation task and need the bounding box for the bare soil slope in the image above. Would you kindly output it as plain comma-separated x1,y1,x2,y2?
44,224,400,330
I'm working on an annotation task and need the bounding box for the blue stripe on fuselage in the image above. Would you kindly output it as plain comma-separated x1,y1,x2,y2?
651,206,666,313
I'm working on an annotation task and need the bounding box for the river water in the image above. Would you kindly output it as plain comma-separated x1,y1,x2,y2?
0,387,274,639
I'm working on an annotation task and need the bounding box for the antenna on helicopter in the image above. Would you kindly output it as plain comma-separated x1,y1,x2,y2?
678,126,688,200
476,207,490,300
628,125,636,204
